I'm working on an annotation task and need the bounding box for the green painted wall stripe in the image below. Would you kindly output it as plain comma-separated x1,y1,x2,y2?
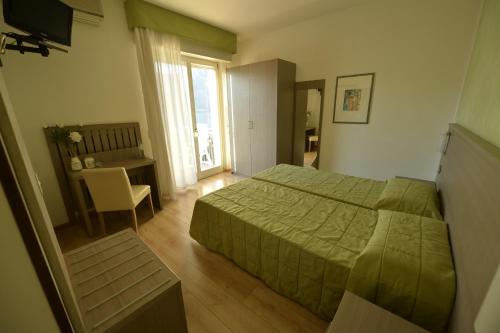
456,0,500,148
124,0,237,54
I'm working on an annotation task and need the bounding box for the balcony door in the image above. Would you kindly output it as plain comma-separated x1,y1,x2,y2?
184,58,224,179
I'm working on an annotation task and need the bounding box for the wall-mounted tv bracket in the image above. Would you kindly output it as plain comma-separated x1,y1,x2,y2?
0,32,68,66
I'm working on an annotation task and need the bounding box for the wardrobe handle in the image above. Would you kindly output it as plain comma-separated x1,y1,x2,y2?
248,121,254,129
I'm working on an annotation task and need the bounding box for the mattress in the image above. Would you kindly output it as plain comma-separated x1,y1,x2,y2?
190,178,378,318
253,164,386,209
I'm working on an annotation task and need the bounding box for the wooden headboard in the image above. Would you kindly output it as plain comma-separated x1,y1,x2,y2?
436,124,500,333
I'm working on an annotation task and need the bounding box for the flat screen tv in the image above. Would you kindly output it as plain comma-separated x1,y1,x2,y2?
3,0,73,46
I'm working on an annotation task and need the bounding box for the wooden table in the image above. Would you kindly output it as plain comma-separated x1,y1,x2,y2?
327,292,429,333
66,158,162,236
64,229,188,333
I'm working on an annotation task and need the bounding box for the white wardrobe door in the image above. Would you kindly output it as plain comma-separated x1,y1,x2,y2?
249,61,277,175
228,65,252,176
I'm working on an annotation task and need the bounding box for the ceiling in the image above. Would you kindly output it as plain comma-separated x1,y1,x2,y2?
146,0,370,40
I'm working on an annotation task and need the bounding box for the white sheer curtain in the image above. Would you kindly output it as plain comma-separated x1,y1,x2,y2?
134,28,197,199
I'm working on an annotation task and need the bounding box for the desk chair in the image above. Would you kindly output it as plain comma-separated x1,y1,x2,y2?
82,167,154,234
308,135,319,152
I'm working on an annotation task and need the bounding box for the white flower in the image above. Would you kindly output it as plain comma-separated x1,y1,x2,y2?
57,123,64,128
69,131,82,143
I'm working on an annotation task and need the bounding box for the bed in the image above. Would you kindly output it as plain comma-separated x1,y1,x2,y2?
189,167,455,332
254,164,385,209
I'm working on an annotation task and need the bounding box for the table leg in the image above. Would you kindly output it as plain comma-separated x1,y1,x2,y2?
69,179,93,236
97,212,106,235
147,193,155,217
145,164,162,210
131,209,138,232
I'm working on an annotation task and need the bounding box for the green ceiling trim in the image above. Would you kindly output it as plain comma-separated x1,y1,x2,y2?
124,0,237,54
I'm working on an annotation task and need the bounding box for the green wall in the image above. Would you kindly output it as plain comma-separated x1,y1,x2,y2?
456,0,500,148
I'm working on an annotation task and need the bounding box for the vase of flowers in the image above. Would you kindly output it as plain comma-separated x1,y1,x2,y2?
49,125,83,171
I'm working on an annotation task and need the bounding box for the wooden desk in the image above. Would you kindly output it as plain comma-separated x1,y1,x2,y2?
327,292,429,333
66,158,162,236
305,126,316,136
64,229,188,332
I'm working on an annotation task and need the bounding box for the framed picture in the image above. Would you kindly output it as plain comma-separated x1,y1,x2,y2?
333,73,375,124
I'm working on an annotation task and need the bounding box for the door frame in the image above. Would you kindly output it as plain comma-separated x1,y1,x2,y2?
0,73,85,332
183,56,226,179
293,80,326,168
0,127,74,332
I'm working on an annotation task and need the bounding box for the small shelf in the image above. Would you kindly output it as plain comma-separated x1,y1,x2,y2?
327,291,429,333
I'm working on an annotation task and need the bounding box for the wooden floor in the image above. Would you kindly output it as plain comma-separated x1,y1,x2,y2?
56,172,329,333
304,151,317,167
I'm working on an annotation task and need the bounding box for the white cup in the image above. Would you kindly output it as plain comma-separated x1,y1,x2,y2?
84,157,96,169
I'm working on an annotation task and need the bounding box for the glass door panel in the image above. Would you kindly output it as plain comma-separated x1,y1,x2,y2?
190,63,223,175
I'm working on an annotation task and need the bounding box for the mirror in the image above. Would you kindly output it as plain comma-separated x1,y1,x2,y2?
293,80,325,168
304,89,321,167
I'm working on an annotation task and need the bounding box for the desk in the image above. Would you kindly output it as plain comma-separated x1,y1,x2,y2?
305,126,316,136
66,158,162,236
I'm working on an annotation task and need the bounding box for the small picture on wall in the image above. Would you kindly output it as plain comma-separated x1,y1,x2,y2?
333,73,375,123
343,89,362,111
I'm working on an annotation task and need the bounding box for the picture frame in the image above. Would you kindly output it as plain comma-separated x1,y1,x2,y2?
333,73,375,124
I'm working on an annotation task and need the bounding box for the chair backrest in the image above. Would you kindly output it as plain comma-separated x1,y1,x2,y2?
309,135,319,142
82,167,134,212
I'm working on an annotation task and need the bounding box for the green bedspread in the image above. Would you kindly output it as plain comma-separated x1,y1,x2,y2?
190,178,378,318
189,172,455,332
253,164,386,209
346,210,455,333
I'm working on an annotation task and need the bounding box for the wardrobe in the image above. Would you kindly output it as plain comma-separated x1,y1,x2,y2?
227,59,296,176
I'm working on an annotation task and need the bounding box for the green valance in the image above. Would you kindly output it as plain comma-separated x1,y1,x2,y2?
124,0,237,54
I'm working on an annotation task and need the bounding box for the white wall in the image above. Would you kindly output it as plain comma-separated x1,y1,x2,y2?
0,182,60,333
232,0,481,180
1,0,151,226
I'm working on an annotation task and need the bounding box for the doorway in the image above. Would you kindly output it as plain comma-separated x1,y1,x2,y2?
184,58,225,179
293,80,326,168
